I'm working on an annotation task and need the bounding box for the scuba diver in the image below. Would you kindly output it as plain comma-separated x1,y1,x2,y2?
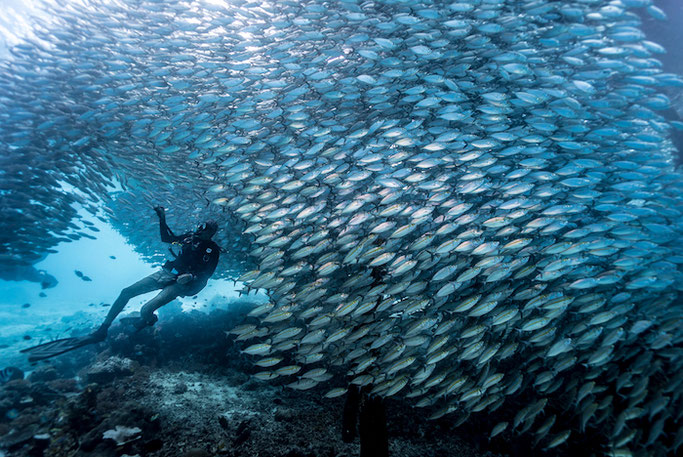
22,206,220,362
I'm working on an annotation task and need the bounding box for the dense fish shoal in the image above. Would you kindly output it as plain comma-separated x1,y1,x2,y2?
0,0,682,456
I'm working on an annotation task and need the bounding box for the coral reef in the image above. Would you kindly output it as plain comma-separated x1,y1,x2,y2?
0,310,496,457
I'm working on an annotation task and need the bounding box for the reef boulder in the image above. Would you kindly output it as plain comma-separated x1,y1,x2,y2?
84,357,137,384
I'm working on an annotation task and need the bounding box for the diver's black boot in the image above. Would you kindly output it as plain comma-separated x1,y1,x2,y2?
121,313,158,332
342,385,361,442
134,313,158,332
359,394,389,457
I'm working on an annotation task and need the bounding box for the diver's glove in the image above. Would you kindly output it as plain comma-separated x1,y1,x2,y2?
153,206,166,219
176,273,194,285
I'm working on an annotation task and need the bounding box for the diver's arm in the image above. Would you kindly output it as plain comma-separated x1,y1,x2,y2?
159,218,179,243
155,206,181,243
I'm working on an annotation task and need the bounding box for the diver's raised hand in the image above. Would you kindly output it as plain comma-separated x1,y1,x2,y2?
153,206,166,219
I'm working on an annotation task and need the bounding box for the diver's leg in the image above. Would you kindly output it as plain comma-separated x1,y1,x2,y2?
96,271,171,336
137,282,185,327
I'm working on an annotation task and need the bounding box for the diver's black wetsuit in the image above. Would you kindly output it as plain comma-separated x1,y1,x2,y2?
159,218,220,284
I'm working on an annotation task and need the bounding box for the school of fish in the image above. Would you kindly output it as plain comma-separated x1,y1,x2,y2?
1,0,682,455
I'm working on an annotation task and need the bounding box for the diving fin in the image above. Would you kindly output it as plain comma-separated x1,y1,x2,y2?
20,336,95,363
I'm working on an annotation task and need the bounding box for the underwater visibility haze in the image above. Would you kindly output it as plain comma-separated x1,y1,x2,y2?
0,0,682,456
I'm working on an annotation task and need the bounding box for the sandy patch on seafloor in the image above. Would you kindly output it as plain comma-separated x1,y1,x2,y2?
146,370,263,422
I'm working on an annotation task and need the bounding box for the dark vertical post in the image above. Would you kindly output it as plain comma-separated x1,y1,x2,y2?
342,385,361,442
359,394,389,457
